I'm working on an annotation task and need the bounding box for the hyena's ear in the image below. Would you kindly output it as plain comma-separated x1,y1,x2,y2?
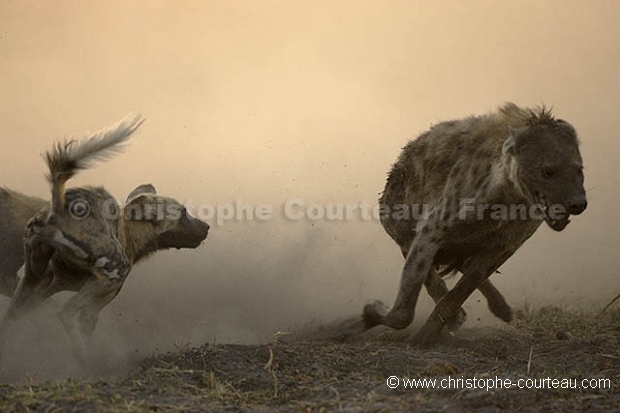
126,184,157,204
502,126,525,156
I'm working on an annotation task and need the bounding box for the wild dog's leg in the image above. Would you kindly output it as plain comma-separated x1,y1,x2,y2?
398,242,466,332
412,270,490,347
2,238,55,323
57,278,100,361
477,278,512,322
76,283,122,339
0,235,54,358
364,229,438,330
0,271,19,298
58,277,121,361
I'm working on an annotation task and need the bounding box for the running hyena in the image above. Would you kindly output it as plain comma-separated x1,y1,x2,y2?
364,103,587,346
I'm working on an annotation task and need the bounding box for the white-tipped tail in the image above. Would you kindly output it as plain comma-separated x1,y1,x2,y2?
46,114,145,212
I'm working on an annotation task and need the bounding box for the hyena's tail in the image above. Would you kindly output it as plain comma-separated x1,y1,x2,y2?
45,114,145,213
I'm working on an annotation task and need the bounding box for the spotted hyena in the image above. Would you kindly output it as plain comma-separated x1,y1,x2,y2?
363,103,587,346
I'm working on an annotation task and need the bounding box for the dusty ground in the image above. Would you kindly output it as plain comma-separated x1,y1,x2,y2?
0,305,618,412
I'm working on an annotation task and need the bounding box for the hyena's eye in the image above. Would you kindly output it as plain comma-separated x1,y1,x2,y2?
541,166,556,179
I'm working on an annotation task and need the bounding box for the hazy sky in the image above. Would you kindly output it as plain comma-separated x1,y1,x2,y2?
0,1,618,370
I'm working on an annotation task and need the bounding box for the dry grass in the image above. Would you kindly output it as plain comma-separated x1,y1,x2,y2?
0,305,618,412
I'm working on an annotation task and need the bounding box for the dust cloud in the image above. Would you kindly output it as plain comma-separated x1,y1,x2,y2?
0,1,618,380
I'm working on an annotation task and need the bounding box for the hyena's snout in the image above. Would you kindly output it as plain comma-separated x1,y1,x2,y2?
567,196,587,215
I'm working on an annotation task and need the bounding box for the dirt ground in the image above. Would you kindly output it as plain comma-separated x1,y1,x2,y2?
0,305,618,412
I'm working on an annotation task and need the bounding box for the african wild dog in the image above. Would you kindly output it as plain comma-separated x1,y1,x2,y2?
0,189,47,297
0,116,209,360
363,103,586,346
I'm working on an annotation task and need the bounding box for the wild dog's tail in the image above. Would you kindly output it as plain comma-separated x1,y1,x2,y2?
45,114,145,212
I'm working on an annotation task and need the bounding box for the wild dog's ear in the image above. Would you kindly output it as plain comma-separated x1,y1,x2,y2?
126,184,157,204
123,190,162,222
502,126,525,156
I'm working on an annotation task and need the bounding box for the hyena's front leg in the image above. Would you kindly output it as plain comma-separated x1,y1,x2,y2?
424,268,467,331
398,242,467,332
477,278,513,322
413,269,491,347
422,248,512,326
425,272,513,327
364,230,438,330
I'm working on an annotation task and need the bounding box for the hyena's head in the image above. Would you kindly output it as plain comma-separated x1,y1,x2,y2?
124,184,209,258
47,186,129,279
503,119,587,231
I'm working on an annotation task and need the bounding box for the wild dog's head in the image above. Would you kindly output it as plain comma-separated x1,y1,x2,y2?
503,112,586,231
123,184,209,261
